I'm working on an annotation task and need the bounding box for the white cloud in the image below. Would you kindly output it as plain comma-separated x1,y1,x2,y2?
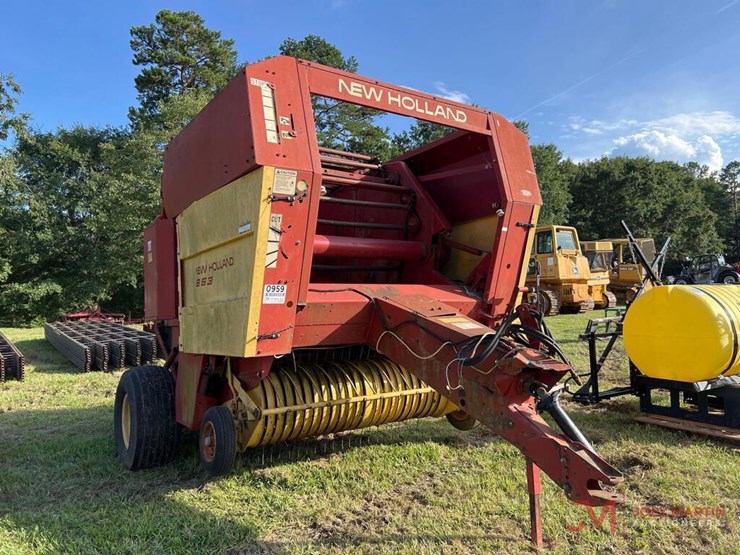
645,111,740,137
566,111,740,171
582,128,604,135
611,131,724,170
433,82,470,104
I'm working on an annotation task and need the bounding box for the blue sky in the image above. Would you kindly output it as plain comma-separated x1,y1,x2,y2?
3,0,740,170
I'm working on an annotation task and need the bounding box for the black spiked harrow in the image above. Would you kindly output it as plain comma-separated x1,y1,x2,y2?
0,332,25,382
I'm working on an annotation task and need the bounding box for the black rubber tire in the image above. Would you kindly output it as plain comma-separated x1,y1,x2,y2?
720,271,740,284
674,277,690,285
199,406,237,476
114,365,179,471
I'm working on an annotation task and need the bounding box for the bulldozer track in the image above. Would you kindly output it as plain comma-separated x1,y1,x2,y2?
540,290,561,316
528,289,560,316
578,298,596,313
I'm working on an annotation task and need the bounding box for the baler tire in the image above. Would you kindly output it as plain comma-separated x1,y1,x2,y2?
114,365,178,471
446,410,479,431
199,406,237,477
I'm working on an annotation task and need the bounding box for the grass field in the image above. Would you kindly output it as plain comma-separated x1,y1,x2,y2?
0,314,738,554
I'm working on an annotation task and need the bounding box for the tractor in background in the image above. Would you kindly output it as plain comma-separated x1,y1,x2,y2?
526,225,613,315
606,237,657,302
582,240,618,308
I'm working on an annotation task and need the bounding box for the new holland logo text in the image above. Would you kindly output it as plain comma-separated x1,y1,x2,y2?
338,78,468,124
195,256,234,288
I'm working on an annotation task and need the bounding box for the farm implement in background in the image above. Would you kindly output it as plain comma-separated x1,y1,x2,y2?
0,331,25,382
44,321,159,373
61,308,126,323
572,222,740,442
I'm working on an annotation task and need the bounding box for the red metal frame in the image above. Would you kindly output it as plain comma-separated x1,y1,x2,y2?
145,56,623,518
156,56,539,332
62,309,126,323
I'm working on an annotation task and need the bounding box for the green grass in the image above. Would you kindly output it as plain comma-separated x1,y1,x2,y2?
0,316,738,554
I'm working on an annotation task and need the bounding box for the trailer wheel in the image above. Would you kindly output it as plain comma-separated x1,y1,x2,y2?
199,406,237,476
114,365,178,470
446,409,479,431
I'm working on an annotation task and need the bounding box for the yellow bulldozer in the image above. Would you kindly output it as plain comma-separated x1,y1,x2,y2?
582,240,618,308
526,225,614,315
606,238,656,303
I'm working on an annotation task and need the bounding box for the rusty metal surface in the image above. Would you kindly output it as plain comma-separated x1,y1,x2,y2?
364,293,623,507
45,323,94,372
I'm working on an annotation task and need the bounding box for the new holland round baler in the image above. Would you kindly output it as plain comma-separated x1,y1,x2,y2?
115,56,622,536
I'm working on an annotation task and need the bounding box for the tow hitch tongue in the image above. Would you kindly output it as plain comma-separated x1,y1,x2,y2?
533,383,595,452
363,294,625,511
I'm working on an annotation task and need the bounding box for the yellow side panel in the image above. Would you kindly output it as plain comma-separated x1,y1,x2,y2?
177,167,274,357
442,215,499,281
176,358,202,428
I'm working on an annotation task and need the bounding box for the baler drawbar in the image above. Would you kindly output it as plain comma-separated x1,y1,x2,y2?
116,55,622,544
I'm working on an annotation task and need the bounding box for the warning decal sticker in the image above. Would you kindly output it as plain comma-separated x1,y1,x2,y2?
273,169,297,196
438,316,485,331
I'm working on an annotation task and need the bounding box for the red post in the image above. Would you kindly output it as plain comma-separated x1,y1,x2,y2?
526,459,543,549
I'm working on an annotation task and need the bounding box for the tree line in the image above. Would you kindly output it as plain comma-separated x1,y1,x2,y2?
1,9,738,325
